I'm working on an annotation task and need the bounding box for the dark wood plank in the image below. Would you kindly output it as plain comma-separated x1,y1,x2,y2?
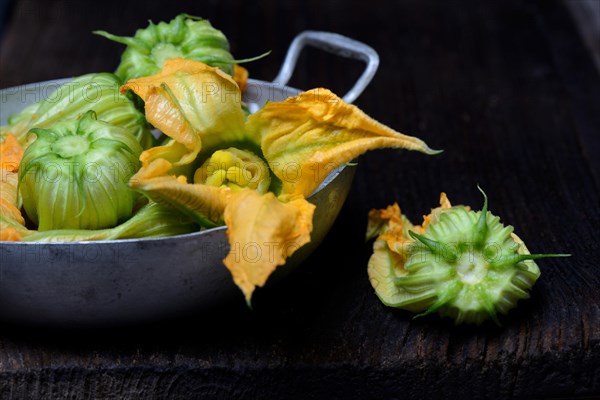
0,0,599,399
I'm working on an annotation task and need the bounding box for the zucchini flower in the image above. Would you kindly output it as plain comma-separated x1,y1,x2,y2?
1,73,153,148
18,111,142,231
95,14,236,82
121,59,439,303
367,189,569,325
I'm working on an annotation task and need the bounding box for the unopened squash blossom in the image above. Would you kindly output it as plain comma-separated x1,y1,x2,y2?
1,125,196,242
121,58,439,303
18,111,143,231
0,73,153,148
95,14,238,82
367,190,569,325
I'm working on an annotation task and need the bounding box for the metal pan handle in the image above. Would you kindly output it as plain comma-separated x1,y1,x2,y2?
273,31,380,103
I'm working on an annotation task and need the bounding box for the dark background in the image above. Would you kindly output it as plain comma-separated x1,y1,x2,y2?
1,0,599,399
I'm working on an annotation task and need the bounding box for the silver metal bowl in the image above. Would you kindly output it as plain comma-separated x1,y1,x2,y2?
0,31,379,325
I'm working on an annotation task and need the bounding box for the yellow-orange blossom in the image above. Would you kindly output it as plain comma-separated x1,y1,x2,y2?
121,58,438,302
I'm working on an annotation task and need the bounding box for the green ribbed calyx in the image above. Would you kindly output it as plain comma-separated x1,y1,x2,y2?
367,189,569,325
94,14,235,82
1,73,154,148
18,111,142,231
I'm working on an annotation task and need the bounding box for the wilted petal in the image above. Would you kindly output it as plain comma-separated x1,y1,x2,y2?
420,192,464,231
223,190,315,303
129,158,231,227
139,85,202,166
0,158,22,217
247,88,440,199
0,134,24,171
368,239,428,310
0,227,24,241
139,140,191,168
121,59,249,154
366,203,408,242
233,65,248,92
0,190,25,226
367,202,433,309
0,135,26,231
0,211,30,241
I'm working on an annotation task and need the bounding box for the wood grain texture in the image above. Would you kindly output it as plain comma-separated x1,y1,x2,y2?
0,0,599,399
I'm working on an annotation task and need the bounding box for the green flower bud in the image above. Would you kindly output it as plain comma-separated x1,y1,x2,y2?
95,14,235,82
194,147,271,194
18,111,142,231
368,188,569,325
1,73,154,148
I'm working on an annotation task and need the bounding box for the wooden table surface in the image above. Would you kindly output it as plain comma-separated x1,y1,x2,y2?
1,0,599,399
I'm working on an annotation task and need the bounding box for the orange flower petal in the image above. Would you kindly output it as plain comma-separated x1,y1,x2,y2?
223,190,315,303
0,167,26,230
121,58,248,156
248,88,440,200
233,65,248,92
0,227,23,241
140,86,202,166
0,134,24,171
129,159,231,227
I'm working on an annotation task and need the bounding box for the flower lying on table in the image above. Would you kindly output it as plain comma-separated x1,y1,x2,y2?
366,189,569,325
121,58,439,303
